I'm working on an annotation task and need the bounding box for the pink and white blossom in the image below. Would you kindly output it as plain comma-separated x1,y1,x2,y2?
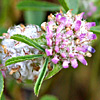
42,10,97,68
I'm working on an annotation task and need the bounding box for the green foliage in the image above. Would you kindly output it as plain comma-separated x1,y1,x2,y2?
17,0,61,11
90,26,100,34
45,63,62,80
0,72,4,99
0,27,7,36
34,34,47,45
0,0,8,25
58,0,79,14
34,58,49,96
24,11,46,26
5,54,44,66
1,94,5,100
40,95,58,100
11,34,45,52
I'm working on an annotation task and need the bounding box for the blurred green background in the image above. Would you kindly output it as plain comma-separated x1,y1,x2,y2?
0,0,100,100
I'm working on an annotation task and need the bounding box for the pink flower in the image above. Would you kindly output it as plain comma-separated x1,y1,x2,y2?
76,47,87,52
62,60,69,68
88,33,97,40
48,21,54,30
45,49,52,56
86,22,96,30
46,27,53,38
66,30,73,36
60,17,67,24
51,56,59,64
56,13,62,23
71,59,78,68
56,38,61,45
69,53,74,58
42,10,97,68
56,33,61,38
61,53,66,58
46,38,52,47
75,12,85,20
74,20,81,31
55,46,59,53
77,55,87,65
57,24,64,33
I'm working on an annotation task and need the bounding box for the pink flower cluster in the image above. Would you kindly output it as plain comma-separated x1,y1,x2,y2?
42,10,97,68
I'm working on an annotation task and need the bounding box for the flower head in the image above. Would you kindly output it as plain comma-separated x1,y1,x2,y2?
0,24,44,82
41,10,97,68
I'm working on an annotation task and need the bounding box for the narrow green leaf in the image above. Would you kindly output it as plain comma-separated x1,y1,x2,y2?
34,58,49,96
34,34,47,45
5,54,43,66
58,0,68,11
58,0,79,14
90,26,100,34
1,94,6,100
24,11,46,26
40,95,58,100
17,0,61,11
45,63,62,80
0,71,4,99
11,34,45,52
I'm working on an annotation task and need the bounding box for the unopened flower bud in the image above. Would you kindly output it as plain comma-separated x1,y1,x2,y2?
86,52,92,57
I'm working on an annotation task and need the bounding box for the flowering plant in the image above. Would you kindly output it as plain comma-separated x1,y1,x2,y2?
0,0,100,98
0,10,97,96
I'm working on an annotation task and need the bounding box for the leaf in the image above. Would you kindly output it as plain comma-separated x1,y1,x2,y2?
40,95,58,100
45,63,62,80
58,0,79,14
11,34,45,52
24,11,46,26
5,54,44,66
17,0,61,11
34,34,47,45
0,71,4,99
1,94,6,100
90,26,100,34
34,58,49,96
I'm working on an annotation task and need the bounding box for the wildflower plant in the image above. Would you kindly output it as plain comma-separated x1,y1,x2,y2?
0,0,100,98
41,10,96,68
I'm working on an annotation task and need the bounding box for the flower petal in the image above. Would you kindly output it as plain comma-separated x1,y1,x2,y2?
61,53,66,58
51,56,59,64
88,46,95,53
62,60,69,68
55,46,59,53
74,20,81,31
77,55,88,65
45,49,52,56
86,22,96,29
71,59,78,68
